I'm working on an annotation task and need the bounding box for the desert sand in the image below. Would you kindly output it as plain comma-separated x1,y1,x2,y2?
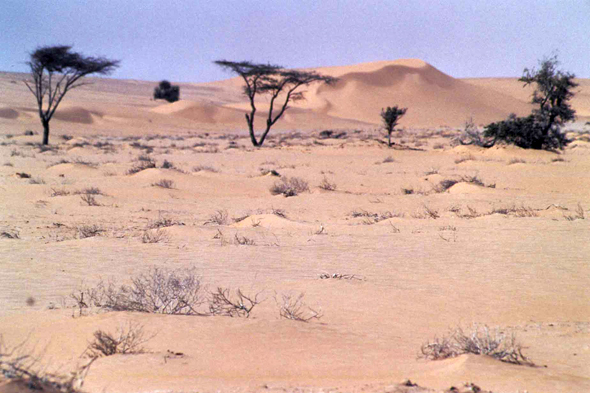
1,60,590,393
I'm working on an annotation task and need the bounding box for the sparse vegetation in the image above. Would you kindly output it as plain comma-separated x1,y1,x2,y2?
80,194,101,206
350,209,403,224
270,176,310,197
277,292,322,322
420,324,534,366
152,179,175,189
127,156,156,174
76,224,105,238
142,228,169,243
85,322,151,357
318,176,337,191
204,209,229,225
209,287,263,318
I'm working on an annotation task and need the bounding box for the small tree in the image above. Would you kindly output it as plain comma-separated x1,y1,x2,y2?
154,80,180,103
214,60,337,147
381,106,407,147
25,46,119,145
482,56,577,150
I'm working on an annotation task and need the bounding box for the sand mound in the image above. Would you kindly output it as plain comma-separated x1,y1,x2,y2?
447,182,490,194
306,59,532,126
52,106,102,124
0,106,19,119
151,100,245,124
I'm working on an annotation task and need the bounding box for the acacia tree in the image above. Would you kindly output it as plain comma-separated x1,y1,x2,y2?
381,106,407,147
479,56,577,150
25,46,119,145
214,60,337,147
154,80,180,103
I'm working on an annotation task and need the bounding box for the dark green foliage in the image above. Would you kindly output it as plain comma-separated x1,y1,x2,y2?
25,46,119,145
381,106,407,147
482,56,576,150
154,80,180,103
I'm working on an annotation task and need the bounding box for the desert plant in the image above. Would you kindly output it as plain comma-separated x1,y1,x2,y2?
420,324,534,366
127,156,156,175
233,233,256,245
214,60,337,147
152,179,175,189
85,322,151,358
193,164,219,173
50,187,70,197
381,106,407,147
481,56,577,150
25,45,119,144
204,209,229,225
564,203,585,221
0,230,20,239
141,228,169,243
277,292,322,322
318,176,337,191
270,176,310,197
154,80,180,103
80,194,100,206
28,177,45,185
209,287,263,318
77,224,105,238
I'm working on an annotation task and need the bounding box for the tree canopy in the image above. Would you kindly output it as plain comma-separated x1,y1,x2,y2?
25,45,119,144
214,60,337,147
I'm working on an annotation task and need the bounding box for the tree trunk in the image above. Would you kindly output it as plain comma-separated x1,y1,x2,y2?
245,114,259,147
388,131,392,147
42,119,50,145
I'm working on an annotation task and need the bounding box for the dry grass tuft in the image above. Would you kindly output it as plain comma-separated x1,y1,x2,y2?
142,228,169,243
76,224,105,239
204,209,229,225
318,176,337,191
152,179,175,189
277,292,323,322
80,194,101,206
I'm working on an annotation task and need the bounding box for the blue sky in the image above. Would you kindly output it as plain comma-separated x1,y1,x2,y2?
2,0,589,82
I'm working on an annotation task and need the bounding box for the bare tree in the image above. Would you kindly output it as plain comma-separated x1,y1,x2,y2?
214,60,337,147
25,46,119,145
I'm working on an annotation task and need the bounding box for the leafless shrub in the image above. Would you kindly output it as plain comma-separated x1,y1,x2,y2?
270,176,310,197
456,205,481,219
193,164,219,173
204,209,229,225
460,174,486,187
433,179,458,193
127,156,156,175
209,287,263,318
1,230,20,239
80,194,101,206
508,158,527,165
318,176,337,191
233,233,255,245
79,267,206,315
420,324,534,366
161,159,176,169
277,293,322,322
319,273,363,280
350,209,404,224
152,179,175,189
491,205,538,217
271,208,287,218
146,217,181,229
16,172,31,178
77,224,105,239
85,322,152,358
413,205,440,219
453,117,486,147
382,156,396,163
73,158,98,168
564,203,585,221
50,187,70,197
74,186,103,195
142,228,169,243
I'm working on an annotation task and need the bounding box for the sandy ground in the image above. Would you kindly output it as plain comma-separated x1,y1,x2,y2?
1,60,590,393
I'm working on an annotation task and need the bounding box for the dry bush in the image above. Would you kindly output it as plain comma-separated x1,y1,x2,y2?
319,273,363,280
233,233,256,245
83,267,206,315
127,156,156,175
76,224,105,239
270,176,310,197
29,177,45,185
318,176,337,191
152,179,175,189
1,229,20,239
277,293,322,322
413,205,440,219
491,205,538,217
141,228,169,243
420,324,534,366
80,194,101,206
508,158,527,165
350,209,403,224
433,179,458,193
193,164,219,173
271,208,287,218
209,287,263,318
146,217,181,229
50,187,70,197
204,209,229,225
455,154,475,164
160,159,176,169
75,187,103,195
382,156,396,163
564,203,585,221
85,322,151,358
